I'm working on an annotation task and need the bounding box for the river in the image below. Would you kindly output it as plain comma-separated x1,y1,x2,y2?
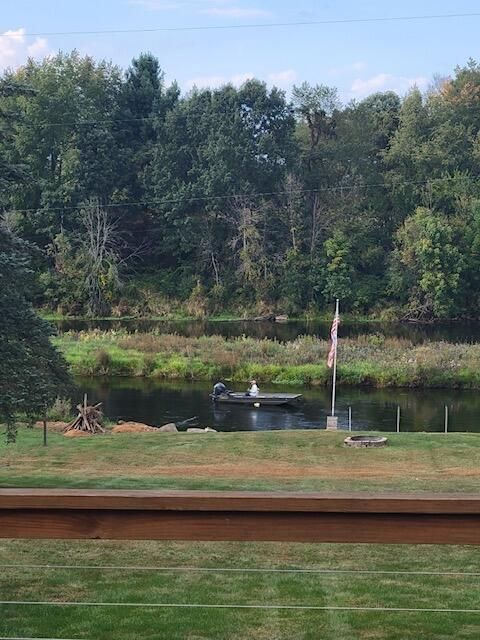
57,318,480,343
76,378,480,433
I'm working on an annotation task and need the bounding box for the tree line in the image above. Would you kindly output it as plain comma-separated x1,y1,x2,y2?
2,52,480,320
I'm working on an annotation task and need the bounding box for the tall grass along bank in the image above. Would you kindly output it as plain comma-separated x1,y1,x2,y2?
53,331,480,388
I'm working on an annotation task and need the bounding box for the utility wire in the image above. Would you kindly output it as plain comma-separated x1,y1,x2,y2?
1,12,480,38
2,175,477,217
10,103,480,131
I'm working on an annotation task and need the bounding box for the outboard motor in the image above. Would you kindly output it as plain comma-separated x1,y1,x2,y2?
212,382,227,400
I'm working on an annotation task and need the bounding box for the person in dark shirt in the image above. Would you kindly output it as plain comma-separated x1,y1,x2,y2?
213,381,227,397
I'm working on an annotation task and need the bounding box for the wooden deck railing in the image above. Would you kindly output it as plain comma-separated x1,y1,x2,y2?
1,489,479,544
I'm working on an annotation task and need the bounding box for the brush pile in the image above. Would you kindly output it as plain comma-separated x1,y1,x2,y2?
64,394,105,434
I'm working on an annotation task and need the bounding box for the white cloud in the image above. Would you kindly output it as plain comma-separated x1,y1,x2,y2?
230,72,255,84
350,73,428,97
187,74,225,88
352,61,366,72
185,69,297,91
0,28,51,70
129,0,186,8
267,69,297,88
186,70,254,89
129,0,271,18
327,61,366,76
201,6,269,17
27,37,49,58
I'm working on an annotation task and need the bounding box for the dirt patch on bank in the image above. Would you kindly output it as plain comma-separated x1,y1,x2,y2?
47,458,480,481
34,421,69,432
111,423,157,433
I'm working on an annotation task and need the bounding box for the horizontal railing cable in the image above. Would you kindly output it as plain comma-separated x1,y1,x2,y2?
0,601,479,613
1,564,479,577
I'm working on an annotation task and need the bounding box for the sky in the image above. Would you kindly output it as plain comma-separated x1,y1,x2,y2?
1,0,480,102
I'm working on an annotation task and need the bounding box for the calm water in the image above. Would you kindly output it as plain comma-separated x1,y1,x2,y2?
76,378,480,433
58,318,480,343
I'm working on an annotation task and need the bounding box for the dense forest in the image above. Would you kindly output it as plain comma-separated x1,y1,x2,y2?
1,52,480,320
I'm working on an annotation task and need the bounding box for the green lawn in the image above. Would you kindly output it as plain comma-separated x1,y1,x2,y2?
1,429,479,639
1,428,480,492
1,540,479,639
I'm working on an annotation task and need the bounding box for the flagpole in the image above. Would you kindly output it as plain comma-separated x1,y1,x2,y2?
331,298,339,417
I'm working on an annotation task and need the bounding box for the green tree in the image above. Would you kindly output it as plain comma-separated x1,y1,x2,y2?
0,226,71,442
146,79,295,300
115,54,179,243
3,52,480,319
0,80,71,442
389,208,464,319
4,52,123,243
323,231,354,303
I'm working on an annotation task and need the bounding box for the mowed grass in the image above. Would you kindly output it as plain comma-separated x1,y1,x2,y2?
1,428,479,492
1,430,480,638
1,540,479,639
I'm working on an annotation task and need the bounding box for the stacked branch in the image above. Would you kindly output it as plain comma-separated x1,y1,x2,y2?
64,394,105,434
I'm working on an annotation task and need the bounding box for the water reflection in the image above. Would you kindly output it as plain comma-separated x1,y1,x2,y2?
76,378,480,433
57,318,480,344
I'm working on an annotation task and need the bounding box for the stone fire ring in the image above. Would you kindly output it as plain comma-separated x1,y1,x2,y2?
344,435,388,448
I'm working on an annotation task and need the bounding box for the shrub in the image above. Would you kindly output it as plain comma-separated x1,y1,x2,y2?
140,354,157,376
95,349,112,374
47,397,73,422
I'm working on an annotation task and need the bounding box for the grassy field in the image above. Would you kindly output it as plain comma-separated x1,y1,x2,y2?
1,430,480,638
1,539,479,640
53,331,480,388
2,428,479,492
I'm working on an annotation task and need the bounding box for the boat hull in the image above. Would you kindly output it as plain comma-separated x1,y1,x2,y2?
211,393,302,406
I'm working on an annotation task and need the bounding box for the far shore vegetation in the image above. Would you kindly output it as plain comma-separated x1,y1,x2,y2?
40,310,388,323
54,330,480,389
4,56,480,324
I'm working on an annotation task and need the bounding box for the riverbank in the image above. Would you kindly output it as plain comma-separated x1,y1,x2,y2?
54,331,480,388
2,429,479,492
40,309,386,323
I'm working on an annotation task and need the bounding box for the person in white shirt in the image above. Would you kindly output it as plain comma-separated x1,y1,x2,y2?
247,380,259,397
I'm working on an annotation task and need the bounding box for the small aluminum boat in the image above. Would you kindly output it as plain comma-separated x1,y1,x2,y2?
210,392,302,406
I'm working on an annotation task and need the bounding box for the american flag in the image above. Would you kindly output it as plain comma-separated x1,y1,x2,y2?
327,313,340,369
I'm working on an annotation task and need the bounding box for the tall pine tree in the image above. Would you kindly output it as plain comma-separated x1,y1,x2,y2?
0,79,71,442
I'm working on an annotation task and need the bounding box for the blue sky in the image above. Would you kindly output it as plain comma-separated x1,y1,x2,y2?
2,0,480,102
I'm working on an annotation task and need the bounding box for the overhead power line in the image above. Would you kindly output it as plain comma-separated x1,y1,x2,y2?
1,12,480,38
13,102,480,131
2,175,477,217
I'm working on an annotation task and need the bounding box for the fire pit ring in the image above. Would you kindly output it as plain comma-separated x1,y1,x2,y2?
344,435,388,448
